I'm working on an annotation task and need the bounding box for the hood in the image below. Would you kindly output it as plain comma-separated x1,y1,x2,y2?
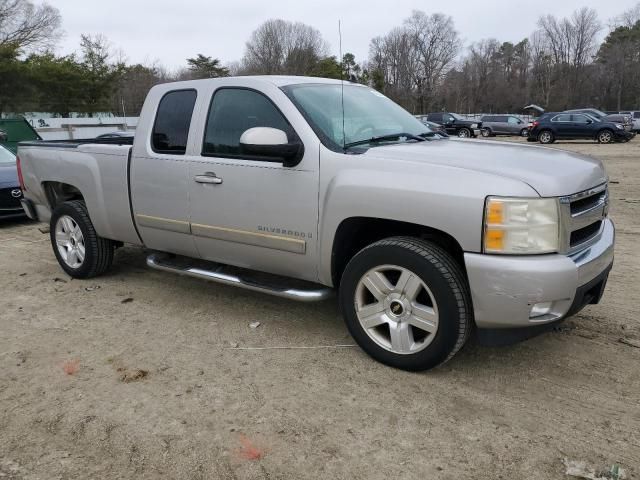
604,114,631,125
0,164,19,189
364,139,607,197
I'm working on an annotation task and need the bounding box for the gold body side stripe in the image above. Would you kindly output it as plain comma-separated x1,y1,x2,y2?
136,214,190,234
135,214,306,254
191,223,306,254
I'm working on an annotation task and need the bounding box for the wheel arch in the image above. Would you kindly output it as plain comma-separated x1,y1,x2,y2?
42,181,85,209
331,217,466,288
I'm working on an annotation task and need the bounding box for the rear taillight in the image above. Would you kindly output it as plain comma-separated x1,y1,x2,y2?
16,156,26,191
532,121,540,128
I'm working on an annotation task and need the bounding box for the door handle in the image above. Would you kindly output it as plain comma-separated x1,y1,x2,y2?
194,172,223,185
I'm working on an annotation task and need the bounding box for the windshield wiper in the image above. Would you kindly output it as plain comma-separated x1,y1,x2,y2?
343,132,427,150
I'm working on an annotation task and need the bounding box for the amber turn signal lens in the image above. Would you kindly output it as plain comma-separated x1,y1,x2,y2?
486,201,503,225
484,229,504,251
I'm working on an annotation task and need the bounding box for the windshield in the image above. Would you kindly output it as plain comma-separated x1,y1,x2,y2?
0,145,15,166
282,84,432,150
450,113,465,120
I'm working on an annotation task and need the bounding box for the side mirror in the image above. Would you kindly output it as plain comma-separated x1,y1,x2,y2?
586,119,593,124
239,127,304,167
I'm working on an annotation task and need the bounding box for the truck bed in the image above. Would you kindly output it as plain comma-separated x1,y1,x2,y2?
17,139,141,245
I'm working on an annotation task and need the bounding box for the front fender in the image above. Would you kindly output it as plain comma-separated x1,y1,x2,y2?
317,162,538,286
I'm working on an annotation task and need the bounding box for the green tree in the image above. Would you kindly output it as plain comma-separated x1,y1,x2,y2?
79,34,124,116
371,68,385,92
186,54,229,79
341,52,361,80
597,21,640,109
310,56,342,79
0,43,29,115
24,53,87,117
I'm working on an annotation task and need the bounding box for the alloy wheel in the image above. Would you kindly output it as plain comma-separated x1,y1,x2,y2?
55,215,86,269
540,132,552,143
354,265,439,355
599,131,612,143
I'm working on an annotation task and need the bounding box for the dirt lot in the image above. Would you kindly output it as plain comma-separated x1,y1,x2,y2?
1,137,639,479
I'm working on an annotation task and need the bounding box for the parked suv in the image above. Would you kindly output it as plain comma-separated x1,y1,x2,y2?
528,112,633,144
425,112,481,138
480,115,528,137
564,108,633,132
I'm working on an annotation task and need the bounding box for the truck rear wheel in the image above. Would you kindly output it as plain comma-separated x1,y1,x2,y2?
339,237,472,371
50,200,115,278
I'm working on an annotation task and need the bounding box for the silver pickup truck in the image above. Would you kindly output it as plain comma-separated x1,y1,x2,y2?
17,76,614,371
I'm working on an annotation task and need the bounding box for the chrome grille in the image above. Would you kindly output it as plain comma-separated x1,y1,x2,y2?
559,183,608,254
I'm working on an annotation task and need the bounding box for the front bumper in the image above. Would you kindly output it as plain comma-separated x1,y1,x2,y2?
0,207,27,219
464,218,614,332
615,130,635,141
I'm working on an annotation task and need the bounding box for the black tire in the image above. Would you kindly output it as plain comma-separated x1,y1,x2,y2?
597,129,614,144
339,237,472,371
538,130,555,144
481,128,492,138
457,128,471,138
520,128,529,137
50,200,115,279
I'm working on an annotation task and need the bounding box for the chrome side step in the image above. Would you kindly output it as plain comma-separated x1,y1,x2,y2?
146,253,333,302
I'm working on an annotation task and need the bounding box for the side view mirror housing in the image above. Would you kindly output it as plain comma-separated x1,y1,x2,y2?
586,119,593,124
239,127,304,167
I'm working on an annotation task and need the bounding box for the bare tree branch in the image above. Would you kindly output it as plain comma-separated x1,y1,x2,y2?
0,0,61,52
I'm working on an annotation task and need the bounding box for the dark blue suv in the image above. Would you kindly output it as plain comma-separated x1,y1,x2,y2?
527,112,634,144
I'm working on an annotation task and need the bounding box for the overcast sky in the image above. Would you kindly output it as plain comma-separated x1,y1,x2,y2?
52,0,638,70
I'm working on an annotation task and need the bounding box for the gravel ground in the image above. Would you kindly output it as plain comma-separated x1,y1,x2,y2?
1,137,639,479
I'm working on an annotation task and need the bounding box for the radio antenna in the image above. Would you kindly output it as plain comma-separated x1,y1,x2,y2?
339,19,346,151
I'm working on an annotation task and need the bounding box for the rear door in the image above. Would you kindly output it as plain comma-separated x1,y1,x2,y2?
187,86,320,282
129,89,200,257
493,116,507,134
550,114,572,138
507,116,523,135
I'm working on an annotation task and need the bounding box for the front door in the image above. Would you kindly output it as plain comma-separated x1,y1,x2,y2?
570,114,597,138
188,87,320,282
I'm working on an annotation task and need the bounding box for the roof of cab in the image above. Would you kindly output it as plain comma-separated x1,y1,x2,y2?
245,75,346,87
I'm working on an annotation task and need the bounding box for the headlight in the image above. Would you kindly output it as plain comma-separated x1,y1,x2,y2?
484,197,559,254
471,123,478,128
615,124,624,130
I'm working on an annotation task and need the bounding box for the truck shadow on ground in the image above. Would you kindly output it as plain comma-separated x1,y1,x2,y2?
106,246,571,375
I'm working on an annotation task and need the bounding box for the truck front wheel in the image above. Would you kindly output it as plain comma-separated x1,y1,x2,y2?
339,237,472,371
50,200,115,278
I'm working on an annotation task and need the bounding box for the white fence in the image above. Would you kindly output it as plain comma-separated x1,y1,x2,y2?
24,116,138,141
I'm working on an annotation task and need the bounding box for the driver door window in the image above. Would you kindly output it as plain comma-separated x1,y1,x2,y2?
202,88,295,161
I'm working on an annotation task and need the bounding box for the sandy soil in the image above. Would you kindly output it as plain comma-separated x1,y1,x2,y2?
1,137,639,479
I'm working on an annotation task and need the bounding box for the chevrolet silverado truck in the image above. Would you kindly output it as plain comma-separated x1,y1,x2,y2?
17,76,614,371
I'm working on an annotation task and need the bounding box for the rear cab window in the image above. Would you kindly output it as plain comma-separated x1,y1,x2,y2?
152,90,197,155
